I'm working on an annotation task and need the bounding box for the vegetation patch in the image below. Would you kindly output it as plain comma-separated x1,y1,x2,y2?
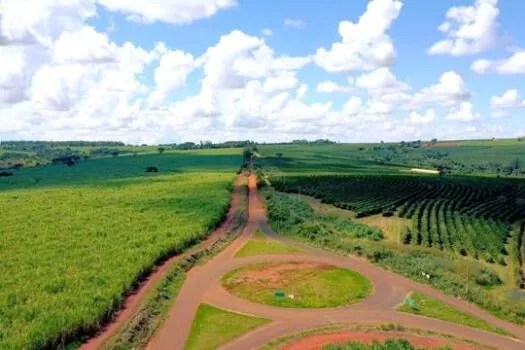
261,187,525,325
398,292,510,337
324,339,451,350
185,304,269,350
0,151,240,349
222,261,372,308
235,230,302,257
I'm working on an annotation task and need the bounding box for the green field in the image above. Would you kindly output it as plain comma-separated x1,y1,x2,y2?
0,149,241,349
222,261,372,308
256,142,525,325
398,292,509,336
235,230,302,257
185,304,269,350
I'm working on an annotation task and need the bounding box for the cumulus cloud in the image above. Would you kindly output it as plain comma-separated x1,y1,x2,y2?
446,102,481,121
471,51,525,74
97,0,237,25
314,0,402,73
407,109,436,125
316,81,352,93
53,26,116,64
429,0,499,56
490,89,525,109
148,50,196,108
354,67,409,95
408,71,470,108
284,19,306,29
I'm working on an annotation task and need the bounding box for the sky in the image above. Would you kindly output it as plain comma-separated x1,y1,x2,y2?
0,0,524,144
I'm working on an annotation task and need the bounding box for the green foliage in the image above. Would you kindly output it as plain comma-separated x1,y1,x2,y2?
271,175,522,263
324,339,451,350
262,189,525,325
185,304,269,350
0,151,240,349
398,292,509,336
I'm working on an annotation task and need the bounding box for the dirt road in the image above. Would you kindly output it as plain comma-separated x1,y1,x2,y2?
148,174,525,350
80,176,246,350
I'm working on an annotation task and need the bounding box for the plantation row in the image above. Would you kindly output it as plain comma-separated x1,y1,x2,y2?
271,175,524,223
270,175,524,262
400,198,510,264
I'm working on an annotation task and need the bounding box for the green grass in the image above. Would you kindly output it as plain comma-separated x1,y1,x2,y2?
235,231,302,257
185,304,269,350
222,261,372,308
324,339,451,350
0,151,240,349
398,292,510,337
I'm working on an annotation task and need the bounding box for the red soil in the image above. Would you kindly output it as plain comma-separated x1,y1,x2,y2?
282,331,476,350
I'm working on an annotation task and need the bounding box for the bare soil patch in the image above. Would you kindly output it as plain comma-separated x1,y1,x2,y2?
282,331,477,350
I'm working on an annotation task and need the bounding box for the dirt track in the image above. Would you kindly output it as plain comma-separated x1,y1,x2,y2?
148,174,525,350
80,177,245,350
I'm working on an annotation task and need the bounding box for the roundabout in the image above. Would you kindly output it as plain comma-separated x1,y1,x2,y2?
147,175,525,350
222,261,372,309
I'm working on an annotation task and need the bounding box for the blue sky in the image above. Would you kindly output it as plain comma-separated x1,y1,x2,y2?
1,0,524,144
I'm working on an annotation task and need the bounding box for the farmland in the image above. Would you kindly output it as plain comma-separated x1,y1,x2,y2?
257,141,525,325
0,149,241,349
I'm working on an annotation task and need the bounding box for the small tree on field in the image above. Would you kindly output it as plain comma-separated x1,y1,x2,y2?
111,150,120,157
146,166,159,173
158,147,165,154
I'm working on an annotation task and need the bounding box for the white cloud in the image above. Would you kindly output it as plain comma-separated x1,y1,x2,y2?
429,0,499,56
408,71,470,108
341,96,362,116
490,89,525,109
262,28,272,36
446,102,481,121
471,51,525,74
262,72,298,93
0,0,96,46
284,19,306,29
148,50,196,108
314,0,402,73
97,0,237,25
354,67,409,95
316,81,352,93
53,26,116,64
0,48,28,103
407,109,436,125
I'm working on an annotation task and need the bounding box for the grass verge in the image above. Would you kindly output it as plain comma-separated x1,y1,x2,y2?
397,292,511,337
222,261,371,308
235,230,302,257
185,304,269,350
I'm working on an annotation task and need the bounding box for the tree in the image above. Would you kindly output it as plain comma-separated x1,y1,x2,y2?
431,138,438,145
146,166,159,173
158,147,165,154
111,150,119,157
52,155,81,167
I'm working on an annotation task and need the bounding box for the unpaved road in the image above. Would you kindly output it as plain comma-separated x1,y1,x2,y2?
148,174,525,350
80,176,246,350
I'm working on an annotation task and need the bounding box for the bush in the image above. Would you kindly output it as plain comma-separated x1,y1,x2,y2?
475,269,502,287
146,166,159,173
0,171,14,177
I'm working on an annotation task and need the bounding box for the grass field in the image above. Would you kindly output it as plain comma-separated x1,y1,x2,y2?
222,261,372,308
324,339,449,350
235,230,302,257
185,304,269,350
398,292,509,337
0,149,241,349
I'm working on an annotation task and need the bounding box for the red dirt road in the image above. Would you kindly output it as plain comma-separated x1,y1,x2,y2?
80,176,246,350
281,331,477,350
148,174,525,350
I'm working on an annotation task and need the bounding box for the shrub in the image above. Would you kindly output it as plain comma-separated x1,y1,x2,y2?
0,171,14,177
475,269,502,287
146,166,159,173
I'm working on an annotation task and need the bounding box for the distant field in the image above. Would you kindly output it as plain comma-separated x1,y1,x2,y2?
0,149,241,349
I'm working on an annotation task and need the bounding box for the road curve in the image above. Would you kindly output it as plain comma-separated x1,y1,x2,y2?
148,174,525,350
